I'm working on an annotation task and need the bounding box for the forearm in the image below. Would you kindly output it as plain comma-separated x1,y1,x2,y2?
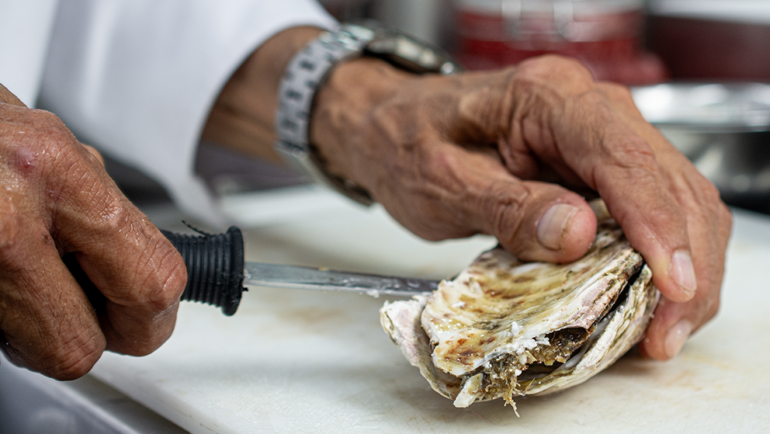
201,26,325,164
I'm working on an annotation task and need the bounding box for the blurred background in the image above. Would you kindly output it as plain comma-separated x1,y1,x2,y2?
112,0,770,216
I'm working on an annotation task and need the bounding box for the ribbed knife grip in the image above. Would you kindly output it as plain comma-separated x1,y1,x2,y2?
161,226,245,316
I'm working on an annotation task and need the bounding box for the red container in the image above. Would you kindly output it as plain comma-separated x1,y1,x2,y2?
454,0,667,84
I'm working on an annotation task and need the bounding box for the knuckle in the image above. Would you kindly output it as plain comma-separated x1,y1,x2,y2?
483,183,529,249
79,176,125,221
0,215,23,268
706,299,720,322
106,312,176,357
701,185,729,229
592,135,661,191
608,136,658,172
701,297,720,326
679,172,732,237
138,326,174,356
689,270,721,330
150,269,186,312
516,55,595,91
47,340,103,380
523,55,591,78
35,109,70,135
597,82,634,105
695,175,722,204
95,200,132,235
571,87,612,113
108,241,185,312
114,331,169,357
3,110,86,186
34,111,76,152
143,241,187,312
123,344,158,358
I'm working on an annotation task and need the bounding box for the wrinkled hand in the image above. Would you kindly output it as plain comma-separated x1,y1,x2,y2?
311,55,731,360
0,84,187,379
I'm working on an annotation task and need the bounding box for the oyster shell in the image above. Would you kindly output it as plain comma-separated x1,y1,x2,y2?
380,220,660,409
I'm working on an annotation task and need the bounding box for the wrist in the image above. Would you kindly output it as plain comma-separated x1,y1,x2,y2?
275,23,462,204
309,57,412,190
202,26,324,162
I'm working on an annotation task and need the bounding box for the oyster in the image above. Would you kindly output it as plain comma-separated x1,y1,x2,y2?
380,218,660,410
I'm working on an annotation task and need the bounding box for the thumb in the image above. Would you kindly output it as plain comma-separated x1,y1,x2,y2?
481,180,598,263
365,137,598,263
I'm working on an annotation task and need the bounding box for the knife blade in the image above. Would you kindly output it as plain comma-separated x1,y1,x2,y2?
159,226,438,315
242,261,438,297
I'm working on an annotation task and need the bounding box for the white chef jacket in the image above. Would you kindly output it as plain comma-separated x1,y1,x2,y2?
0,0,335,224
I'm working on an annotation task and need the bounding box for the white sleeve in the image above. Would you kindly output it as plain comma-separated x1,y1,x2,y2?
38,0,336,225
0,0,59,107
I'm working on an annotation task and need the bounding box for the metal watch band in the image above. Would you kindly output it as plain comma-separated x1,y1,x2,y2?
275,23,462,206
275,26,374,205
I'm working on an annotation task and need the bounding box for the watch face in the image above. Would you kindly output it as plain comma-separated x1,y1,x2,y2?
342,22,463,74
372,37,459,74
340,23,377,43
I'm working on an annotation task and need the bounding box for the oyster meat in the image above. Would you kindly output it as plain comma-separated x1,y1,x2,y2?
380,219,660,410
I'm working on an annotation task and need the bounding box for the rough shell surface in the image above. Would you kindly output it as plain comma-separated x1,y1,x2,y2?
380,223,660,408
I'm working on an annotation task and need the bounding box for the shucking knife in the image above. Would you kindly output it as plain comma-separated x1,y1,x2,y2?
64,226,437,316
158,227,437,315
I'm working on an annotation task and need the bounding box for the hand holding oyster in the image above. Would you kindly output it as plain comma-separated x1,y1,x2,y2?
380,213,659,411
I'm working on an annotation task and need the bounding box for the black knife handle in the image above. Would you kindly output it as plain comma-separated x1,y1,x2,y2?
64,226,246,317
160,226,245,316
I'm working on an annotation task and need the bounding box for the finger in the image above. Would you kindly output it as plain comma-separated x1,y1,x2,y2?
559,80,702,303
0,229,106,380
427,60,696,300
32,119,187,356
82,144,105,166
641,202,732,360
58,185,187,356
587,141,695,303
482,179,598,263
642,283,720,361
500,58,696,302
374,142,598,263
542,87,695,304
641,299,696,361
590,81,733,357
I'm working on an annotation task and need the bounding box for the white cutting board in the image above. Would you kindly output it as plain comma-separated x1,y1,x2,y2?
91,189,770,434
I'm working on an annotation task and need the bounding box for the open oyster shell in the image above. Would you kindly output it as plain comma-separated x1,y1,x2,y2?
380,221,660,409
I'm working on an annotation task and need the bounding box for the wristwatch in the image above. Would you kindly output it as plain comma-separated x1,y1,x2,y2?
275,22,462,206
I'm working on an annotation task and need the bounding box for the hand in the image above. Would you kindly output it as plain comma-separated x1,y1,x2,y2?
0,84,187,379
202,28,730,360
310,55,732,360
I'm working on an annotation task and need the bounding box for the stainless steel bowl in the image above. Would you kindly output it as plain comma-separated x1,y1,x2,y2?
632,82,770,211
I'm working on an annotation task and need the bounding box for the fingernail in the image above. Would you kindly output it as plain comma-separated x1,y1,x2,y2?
672,250,697,296
665,320,692,358
537,204,578,250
